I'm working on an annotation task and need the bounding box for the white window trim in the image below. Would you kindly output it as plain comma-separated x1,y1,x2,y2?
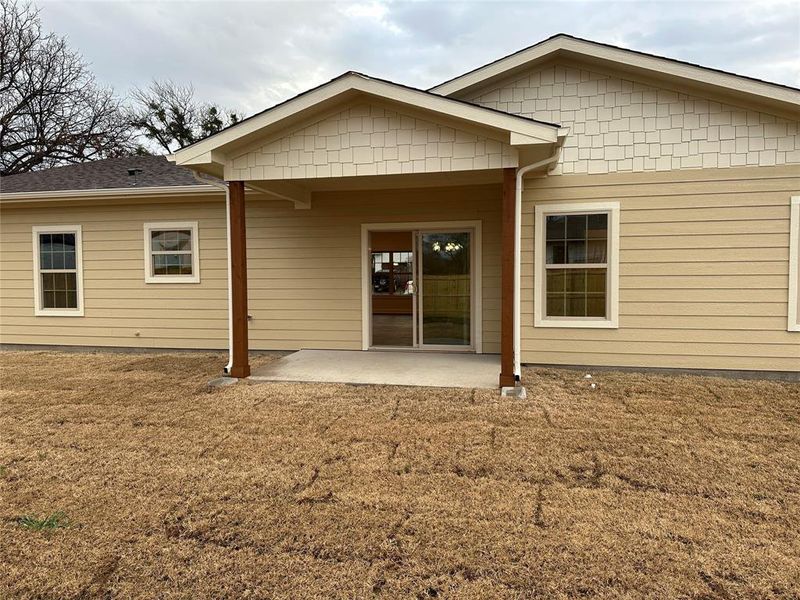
32,225,84,317
789,196,799,332
143,221,200,284
534,201,620,329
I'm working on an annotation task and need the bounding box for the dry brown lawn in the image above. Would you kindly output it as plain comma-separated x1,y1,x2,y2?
1,351,799,599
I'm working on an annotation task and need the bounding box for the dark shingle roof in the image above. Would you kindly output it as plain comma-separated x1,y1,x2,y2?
0,155,203,194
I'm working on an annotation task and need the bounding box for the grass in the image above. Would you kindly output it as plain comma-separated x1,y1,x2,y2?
17,511,70,531
0,350,798,599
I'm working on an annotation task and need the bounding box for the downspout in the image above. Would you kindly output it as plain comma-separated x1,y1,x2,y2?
192,172,235,374
514,135,567,380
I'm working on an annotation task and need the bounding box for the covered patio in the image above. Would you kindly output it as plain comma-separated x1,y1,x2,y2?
249,349,501,388
168,72,566,388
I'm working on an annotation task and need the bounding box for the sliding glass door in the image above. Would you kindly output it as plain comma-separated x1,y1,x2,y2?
368,227,474,350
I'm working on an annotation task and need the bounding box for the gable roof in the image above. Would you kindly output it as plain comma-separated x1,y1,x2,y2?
0,155,204,195
169,71,563,175
430,34,800,116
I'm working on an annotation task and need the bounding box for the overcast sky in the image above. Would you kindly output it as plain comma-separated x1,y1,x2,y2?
39,0,800,117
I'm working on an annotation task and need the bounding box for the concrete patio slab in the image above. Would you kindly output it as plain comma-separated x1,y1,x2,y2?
249,349,500,389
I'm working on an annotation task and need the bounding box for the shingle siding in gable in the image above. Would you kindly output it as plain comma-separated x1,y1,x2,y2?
225,102,518,181
467,64,800,175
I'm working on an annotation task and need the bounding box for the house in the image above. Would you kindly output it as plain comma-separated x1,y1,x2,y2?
1,34,798,384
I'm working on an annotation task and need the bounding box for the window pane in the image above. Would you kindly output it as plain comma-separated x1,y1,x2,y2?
546,241,566,264
176,231,191,250
546,269,566,293
41,273,54,295
566,214,587,239
55,291,68,308
566,269,586,294
545,268,607,318
167,254,181,275
178,254,192,274
566,294,586,316
152,229,191,252
41,273,77,309
51,252,65,269
567,240,586,263
546,215,566,241
154,253,193,276
39,234,53,253
151,231,164,251
545,213,609,265
587,214,608,238
39,234,52,268
39,233,76,270
586,294,606,317
587,269,607,294
586,239,607,263
546,294,565,316
43,272,65,292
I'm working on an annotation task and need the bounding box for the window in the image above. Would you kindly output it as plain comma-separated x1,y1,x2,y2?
371,251,413,295
534,202,620,328
143,222,200,283
789,196,799,332
32,225,83,316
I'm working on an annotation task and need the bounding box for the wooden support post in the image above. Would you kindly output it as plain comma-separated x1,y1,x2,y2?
499,167,516,388
228,180,250,378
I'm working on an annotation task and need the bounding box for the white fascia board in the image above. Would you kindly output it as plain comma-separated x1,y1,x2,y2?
0,185,221,203
245,180,311,209
170,74,559,168
431,36,800,109
510,131,557,146
354,77,558,142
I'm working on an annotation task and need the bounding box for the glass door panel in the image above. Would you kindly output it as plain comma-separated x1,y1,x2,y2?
370,231,415,347
419,231,471,347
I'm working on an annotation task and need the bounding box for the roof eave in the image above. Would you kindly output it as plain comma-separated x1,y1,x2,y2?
430,35,800,115
0,184,220,203
169,73,561,173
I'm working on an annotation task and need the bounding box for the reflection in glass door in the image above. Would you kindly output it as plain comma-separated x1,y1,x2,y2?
418,231,471,347
370,231,415,347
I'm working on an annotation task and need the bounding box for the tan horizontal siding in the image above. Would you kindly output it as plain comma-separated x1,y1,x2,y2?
1,184,502,354
521,164,800,372
246,184,501,352
0,198,229,348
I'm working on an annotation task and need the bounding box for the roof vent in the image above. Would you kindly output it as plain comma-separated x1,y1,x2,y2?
127,168,143,186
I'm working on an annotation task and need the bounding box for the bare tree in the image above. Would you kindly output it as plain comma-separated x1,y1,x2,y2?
129,79,242,154
0,0,133,176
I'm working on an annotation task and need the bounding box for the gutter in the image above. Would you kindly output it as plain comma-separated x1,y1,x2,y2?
514,133,568,380
0,184,219,203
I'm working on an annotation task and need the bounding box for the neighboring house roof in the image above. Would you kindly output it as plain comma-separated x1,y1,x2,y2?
0,155,203,194
430,34,800,117
169,71,564,177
